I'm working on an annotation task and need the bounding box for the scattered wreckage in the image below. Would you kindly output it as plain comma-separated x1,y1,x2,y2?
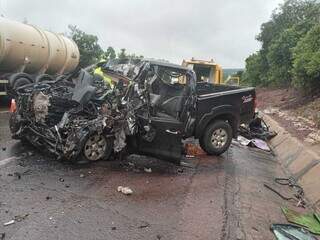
9,60,256,164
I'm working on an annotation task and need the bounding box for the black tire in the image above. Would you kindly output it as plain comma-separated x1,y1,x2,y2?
35,74,54,83
9,112,20,135
78,134,113,164
13,77,32,89
200,120,233,155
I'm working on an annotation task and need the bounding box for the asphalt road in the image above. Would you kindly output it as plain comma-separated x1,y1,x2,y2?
0,113,292,240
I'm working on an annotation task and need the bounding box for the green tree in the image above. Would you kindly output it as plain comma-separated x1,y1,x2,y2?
244,0,320,87
118,48,127,60
104,46,116,60
68,25,103,67
292,24,320,92
242,52,265,86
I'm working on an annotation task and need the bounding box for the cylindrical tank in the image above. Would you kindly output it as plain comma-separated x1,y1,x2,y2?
0,17,79,75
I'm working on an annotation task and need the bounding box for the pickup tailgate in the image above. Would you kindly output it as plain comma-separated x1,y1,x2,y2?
196,83,256,124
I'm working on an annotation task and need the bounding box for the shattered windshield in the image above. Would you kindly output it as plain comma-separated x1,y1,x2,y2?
154,66,187,85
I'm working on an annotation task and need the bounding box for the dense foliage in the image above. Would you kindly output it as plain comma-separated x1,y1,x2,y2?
243,0,320,92
68,25,143,68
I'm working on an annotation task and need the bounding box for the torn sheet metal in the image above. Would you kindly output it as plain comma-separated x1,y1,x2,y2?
32,91,50,122
271,224,317,240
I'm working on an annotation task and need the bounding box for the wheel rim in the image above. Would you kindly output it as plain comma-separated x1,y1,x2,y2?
211,128,228,149
84,134,107,161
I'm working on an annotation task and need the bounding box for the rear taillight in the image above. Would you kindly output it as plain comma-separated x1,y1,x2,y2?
10,99,16,113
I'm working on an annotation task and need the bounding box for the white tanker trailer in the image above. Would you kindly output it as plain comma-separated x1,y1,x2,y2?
0,17,80,96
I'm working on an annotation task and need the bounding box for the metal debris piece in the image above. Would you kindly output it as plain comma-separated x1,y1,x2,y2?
239,115,277,141
80,174,85,178
271,223,317,240
117,186,133,195
32,91,50,123
59,178,64,182
114,128,126,153
3,220,15,226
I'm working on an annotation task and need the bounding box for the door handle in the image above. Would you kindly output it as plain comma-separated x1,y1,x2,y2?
166,129,179,135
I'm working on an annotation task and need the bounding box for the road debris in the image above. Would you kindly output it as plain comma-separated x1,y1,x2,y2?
14,214,29,222
117,186,133,195
237,135,271,151
138,221,150,228
80,174,85,178
239,115,277,141
144,167,152,173
59,178,64,182
281,207,320,235
3,220,15,226
271,223,317,240
264,177,306,208
185,143,205,156
13,172,21,180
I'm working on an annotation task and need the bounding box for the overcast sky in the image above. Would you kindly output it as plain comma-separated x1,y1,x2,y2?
0,0,283,68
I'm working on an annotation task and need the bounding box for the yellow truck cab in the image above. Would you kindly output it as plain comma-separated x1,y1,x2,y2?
182,58,223,84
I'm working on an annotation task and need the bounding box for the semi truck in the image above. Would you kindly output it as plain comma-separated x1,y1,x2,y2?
0,17,80,97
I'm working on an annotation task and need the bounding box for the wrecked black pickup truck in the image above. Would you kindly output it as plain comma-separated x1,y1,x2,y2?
9,60,255,164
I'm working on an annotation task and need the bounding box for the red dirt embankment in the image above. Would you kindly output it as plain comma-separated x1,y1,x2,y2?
256,88,320,151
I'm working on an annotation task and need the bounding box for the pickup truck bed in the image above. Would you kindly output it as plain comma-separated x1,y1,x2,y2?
195,82,256,139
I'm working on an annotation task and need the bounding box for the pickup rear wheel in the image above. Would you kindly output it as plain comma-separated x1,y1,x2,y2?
200,120,232,155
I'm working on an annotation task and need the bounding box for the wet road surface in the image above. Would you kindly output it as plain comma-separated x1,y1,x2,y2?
0,113,293,240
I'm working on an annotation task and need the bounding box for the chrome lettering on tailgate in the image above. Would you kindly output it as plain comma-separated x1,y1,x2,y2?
242,94,253,103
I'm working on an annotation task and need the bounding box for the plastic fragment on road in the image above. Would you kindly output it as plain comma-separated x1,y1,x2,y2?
144,167,152,173
117,186,133,195
251,138,270,151
3,220,15,226
237,135,251,146
282,207,320,235
271,223,317,240
237,136,270,151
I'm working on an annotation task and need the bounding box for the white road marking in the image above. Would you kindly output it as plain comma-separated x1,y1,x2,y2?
0,156,19,166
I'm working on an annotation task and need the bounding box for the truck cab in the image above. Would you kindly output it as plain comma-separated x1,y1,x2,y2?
182,58,223,84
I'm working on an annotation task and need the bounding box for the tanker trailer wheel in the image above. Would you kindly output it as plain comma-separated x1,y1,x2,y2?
78,133,113,164
200,120,232,156
36,74,54,83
